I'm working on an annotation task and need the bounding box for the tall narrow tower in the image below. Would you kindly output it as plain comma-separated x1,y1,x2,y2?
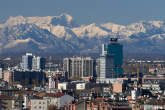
48,71,55,89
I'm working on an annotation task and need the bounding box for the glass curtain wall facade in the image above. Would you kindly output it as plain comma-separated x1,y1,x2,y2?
103,38,123,77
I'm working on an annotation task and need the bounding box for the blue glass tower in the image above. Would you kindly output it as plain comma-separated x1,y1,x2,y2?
102,38,123,77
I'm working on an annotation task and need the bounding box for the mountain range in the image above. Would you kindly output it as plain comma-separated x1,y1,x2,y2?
0,13,165,56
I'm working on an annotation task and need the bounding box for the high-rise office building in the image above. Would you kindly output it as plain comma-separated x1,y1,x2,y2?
32,56,40,71
97,51,114,83
63,57,94,79
97,38,123,83
99,55,114,78
102,38,123,75
21,53,33,71
21,53,45,71
32,56,46,71
95,58,100,78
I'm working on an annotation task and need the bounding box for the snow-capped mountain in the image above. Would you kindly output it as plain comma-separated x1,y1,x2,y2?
72,23,109,38
0,14,165,55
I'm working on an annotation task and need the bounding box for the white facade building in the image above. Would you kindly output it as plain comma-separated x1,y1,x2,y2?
48,72,55,89
32,56,41,71
144,105,164,110
44,95,74,109
142,84,160,91
99,55,114,78
21,53,33,71
76,83,86,90
21,53,45,71
131,90,137,100
96,55,114,83
58,82,68,90
30,99,48,110
23,95,29,109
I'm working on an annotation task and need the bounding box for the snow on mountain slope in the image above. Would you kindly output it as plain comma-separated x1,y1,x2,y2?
72,23,109,38
0,23,78,54
1,14,78,38
148,33,165,40
123,21,165,36
2,14,165,40
1,14,165,55
50,25,76,40
4,13,76,27
4,38,39,48
100,23,125,33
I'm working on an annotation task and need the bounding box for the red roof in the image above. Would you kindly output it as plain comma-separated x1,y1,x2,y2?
143,77,165,79
0,95,11,99
45,92,64,98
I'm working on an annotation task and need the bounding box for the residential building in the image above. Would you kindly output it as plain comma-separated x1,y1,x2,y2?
30,99,48,110
4,70,45,86
142,84,160,91
113,82,124,93
142,75,165,84
0,95,23,110
3,69,14,84
23,95,29,109
48,72,56,89
44,94,74,109
58,82,68,90
76,83,86,90
63,57,94,79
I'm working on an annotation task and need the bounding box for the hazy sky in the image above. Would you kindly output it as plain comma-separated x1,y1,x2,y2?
0,0,165,25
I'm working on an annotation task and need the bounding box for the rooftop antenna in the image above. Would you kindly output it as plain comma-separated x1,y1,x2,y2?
110,37,118,44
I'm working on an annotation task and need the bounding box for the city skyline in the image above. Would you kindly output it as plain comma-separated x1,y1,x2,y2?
0,1,165,110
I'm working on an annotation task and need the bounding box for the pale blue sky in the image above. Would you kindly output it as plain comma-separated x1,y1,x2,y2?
0,0,165,25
